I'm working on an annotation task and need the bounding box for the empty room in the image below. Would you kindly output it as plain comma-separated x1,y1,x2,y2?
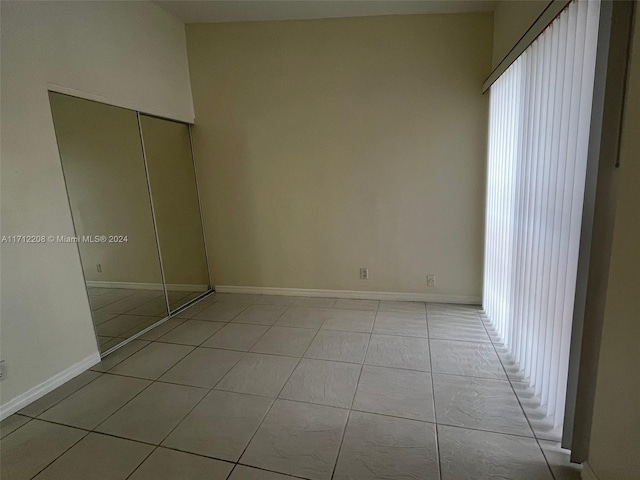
1,0,638,479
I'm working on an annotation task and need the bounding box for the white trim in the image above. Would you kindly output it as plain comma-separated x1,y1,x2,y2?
86,281,208,292
581,462,600,480
47,83,195,124
0,352,101,420
214,285,481,305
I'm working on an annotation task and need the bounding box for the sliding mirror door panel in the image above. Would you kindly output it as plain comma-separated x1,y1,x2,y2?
139,115,210,312
50,92,169,353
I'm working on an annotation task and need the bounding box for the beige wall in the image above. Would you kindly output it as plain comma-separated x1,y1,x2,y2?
492,0,548,67
587,13,640,480
187,13,493,300
0,1,194,411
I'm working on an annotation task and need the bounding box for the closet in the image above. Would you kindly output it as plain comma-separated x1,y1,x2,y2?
50,92,210,355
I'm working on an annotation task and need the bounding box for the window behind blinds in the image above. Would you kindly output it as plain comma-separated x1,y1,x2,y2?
483,0,601,428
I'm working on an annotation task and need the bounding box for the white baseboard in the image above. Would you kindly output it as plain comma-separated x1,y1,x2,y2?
214,285,481,304
581,462,599,480
0,352,101,420
86,281,208,292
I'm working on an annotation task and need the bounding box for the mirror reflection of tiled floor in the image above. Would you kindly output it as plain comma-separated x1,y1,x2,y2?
0,294,581,480
88,287,204,352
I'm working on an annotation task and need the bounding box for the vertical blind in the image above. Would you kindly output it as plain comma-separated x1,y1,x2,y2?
483,0,600,428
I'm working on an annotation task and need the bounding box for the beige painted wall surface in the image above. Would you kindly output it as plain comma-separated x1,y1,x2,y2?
587,14,640,479
492,0,548,67
0,1,194,407
187,13,493,299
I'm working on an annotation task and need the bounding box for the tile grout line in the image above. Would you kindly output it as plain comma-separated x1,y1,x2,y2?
230,301,298,355
138,306,259,439
146,298,255,358
190,301,251,324
15,371,106,421
16,299,555,480
232,301,343,474
226,464,240,480
123,306,260,480
234,464,312,480
42,338,205,472
90,339,155,374
123,444,159,480
26,305,520,419
233,462,313,480
11,298,333,476
132,311,189,333
118,302,265,480
28,406,547,452
24,369,546,442
28,307,531,415
26,427,92,480
330,409,353,480
89,288,141,312
99,314,168,342
426,306,444,480
0,415,34,441
329,299,379,480
121,299,298,479
95,293,167,320
94,288,203,354
477,309,559,480
136,317,188,342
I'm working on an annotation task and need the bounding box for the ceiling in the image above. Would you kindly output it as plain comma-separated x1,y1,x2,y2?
155,0,496,24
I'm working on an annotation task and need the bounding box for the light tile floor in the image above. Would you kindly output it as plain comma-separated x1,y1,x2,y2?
88,287,204,353
1,294,582,480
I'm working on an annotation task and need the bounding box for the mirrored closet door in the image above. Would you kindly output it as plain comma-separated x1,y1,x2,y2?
50,92,211,355
139,115,210,313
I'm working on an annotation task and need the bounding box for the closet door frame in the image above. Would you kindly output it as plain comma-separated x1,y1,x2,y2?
137,111,213,315
48,89,213,358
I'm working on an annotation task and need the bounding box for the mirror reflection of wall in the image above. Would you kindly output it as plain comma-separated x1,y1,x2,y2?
49,92,211,355
139,115,210,312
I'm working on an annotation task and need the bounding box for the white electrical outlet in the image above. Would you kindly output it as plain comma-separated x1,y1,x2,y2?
427,275,436,287
360,268,369,280
97,263,102,273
